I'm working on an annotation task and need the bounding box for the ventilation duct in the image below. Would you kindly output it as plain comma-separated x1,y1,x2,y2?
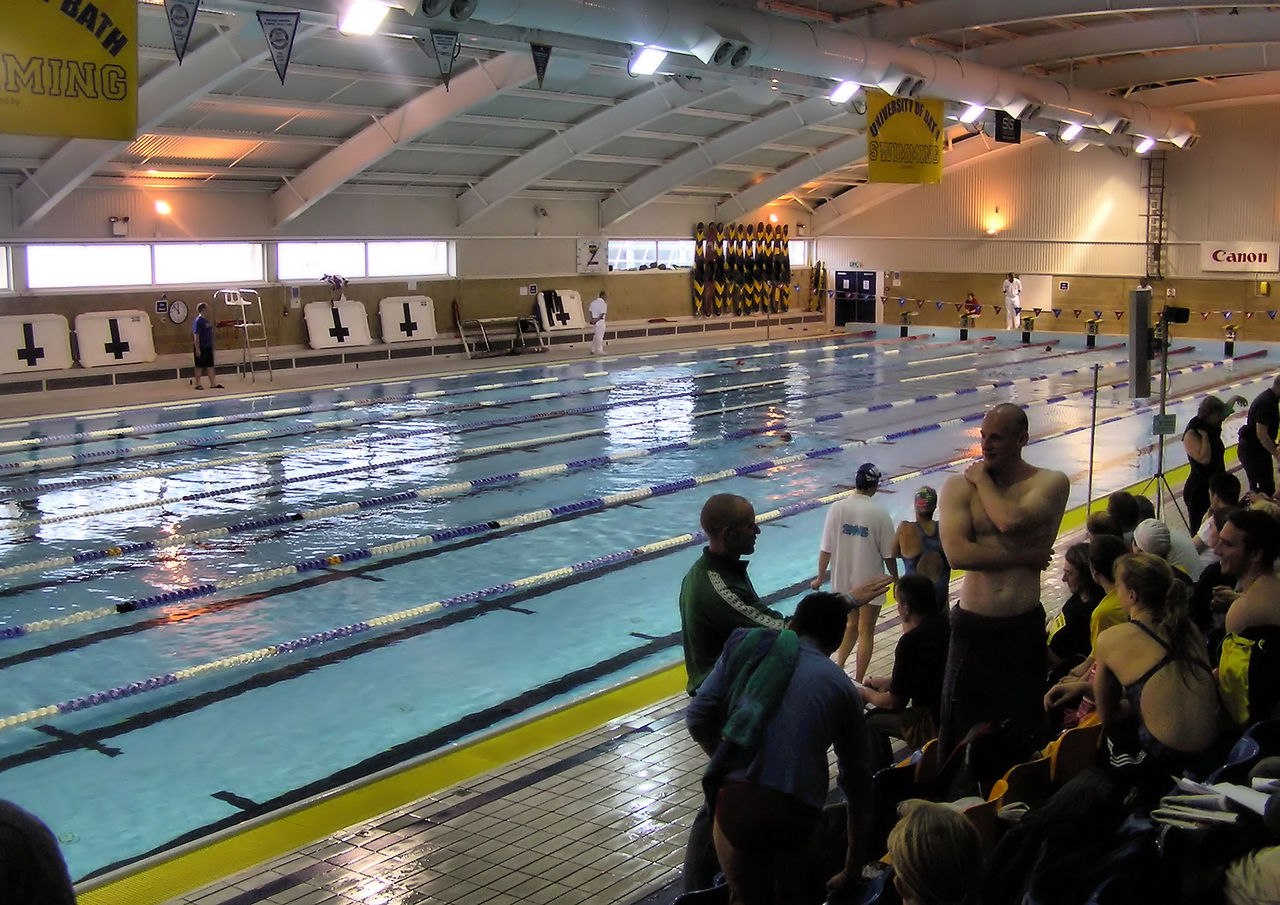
711,40,734,65
729,45,751,68
419,0,450,16
450,0,477,20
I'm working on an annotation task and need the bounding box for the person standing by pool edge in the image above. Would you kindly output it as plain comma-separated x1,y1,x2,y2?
192,302,223,390
588,290,607,355
1002,272,1023,331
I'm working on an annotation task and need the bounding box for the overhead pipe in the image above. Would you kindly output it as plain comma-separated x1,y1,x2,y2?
423,0,1197,142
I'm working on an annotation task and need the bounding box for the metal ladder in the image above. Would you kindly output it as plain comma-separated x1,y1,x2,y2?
216,289,273,382
1143,153,1167,280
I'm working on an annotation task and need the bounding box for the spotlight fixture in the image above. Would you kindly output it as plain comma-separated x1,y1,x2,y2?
155,200,172,216
829,81,860,104
959,103,985,124
629,45,668,76
1060,122,1083,141
1135,136,1155,154
339,0,390,35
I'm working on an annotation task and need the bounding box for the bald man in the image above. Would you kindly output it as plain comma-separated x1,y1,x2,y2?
938,403,1069,763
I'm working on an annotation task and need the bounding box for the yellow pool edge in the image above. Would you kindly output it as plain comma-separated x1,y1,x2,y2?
78,453,1217,905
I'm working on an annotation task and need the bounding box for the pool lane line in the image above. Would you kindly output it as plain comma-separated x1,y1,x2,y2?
0,330,897,455
0,335,1021,502
0,343,1165,585
4,355,1266,729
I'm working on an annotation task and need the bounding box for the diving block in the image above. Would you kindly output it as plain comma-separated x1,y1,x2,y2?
379,296,438,344
74,310,156,368
959,312,976,341
899,309,917,338
537,289,588,332
303,301,373,350
1020,312,1038,344
1085,316,1102,348
1224,323,1240,357
0,313,73,374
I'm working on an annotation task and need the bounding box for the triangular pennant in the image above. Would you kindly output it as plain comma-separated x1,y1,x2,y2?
897,298,906,306
1072,309,1082,318
994,305,1002,315
1093,310,1103,320
164,0,201,64
828,290,835,298
428,29,461,89
530,43,552,88
1114,311,1123,320
1201,311,1211,320
954,303,964,312
935,301,945,311
1247,311,1255,319
1033,307,1043,316
1270,310,1278,320
1224,310,1233,320
257,11,300,84
1052,309,1062,318
915,299,924,308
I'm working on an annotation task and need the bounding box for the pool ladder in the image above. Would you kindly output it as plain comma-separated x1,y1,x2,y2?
216,289,273,383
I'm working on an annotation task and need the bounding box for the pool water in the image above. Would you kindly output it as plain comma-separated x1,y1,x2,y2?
0,329,1268,880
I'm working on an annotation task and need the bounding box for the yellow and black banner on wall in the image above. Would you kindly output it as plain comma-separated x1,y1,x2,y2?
865,89,943,185
2,0,138,140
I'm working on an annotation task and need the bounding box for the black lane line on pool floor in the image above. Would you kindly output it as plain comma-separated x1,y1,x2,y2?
32,724,121,757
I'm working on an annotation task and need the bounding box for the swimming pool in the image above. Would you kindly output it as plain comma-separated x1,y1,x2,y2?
0,329,1270,880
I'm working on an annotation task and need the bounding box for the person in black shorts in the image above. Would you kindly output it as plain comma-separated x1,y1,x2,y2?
1238,376,1280,496
192,302,224,390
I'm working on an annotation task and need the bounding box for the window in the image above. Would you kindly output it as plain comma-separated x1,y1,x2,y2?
154,243,263,285
0,248,9,291
789,240,808,269
27,244,152,289
607,239,695,271
278,242,366,281
367,240,450,277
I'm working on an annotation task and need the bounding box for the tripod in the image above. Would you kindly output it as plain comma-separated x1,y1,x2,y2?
1140,308,1192,532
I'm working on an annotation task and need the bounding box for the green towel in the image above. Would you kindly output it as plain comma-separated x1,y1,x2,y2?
720,627,800,750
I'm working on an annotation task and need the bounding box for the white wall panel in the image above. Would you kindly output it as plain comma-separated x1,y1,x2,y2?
813,237,1146,279
456,238,576,278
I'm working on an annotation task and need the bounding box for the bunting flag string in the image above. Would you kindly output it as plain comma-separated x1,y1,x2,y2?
954,303,964,312
1246,312,1255,319
1114,311,1124,320
898,298,906,306
164,0,200,63
1072,310,1082,318
1224,311,1233,320
1033,308,1043,317
935,301,945,311
994,305,1003,315
915,299,924,308
1269,311,1277,320
257,11,300,84
1093,311,1103,320
1201,312,1211,320
1052,309,1062,318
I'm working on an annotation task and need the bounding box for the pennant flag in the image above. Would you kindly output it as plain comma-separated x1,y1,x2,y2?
258,11,300,84
1093,310,1103,320
1114,311,1123,320
994,305,1002,315
915,299,924,308
897,298,905,306
828,290,835,298
427,29,461,89
1224,311,1233,320
530,43,552,88
954,303,963,312
1270,310,1278,320
1247,311,1255,319
935,301,945,311
164,0,200,63
1072,310,1082,318
1033,307,1043,316
1201,312,1211,320
1052,309,1062,318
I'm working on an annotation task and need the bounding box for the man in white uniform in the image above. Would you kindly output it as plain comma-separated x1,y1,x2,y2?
1002,272,1023,331
811,462,897,679
588,290,607,355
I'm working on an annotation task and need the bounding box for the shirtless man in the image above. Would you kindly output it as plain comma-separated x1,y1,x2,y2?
937,403,1069,759
1214,508,1280,725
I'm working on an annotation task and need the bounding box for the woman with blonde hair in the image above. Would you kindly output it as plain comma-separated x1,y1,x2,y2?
886,800,984,905
1093,553,1222,798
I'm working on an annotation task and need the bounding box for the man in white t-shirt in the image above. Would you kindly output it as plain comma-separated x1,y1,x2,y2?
588,290,607,355
811,462,898,679
1002,272,1023,330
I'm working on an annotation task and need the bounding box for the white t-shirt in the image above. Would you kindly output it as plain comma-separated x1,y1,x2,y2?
588,296,607,322
1166,525,1205,581
819,494,895,596
1197,518,1220,566
1002,277,1022,306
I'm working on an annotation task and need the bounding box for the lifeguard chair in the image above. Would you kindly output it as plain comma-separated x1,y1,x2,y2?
216,289,272,382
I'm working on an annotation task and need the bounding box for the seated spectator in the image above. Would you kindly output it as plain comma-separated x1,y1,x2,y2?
686,592,872,905
1194,471,1242,564
1107,491,1141,545
1132,518,1197,585
1215,508,1280,726
1047,542,1105,677
859,574,950,768
1085,510,1124,541
1094,553,1222,799
893,486,951,607
0,799,76,905
883,800,984,905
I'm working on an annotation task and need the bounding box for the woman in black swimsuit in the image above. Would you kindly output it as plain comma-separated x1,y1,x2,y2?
1093,553,1223,800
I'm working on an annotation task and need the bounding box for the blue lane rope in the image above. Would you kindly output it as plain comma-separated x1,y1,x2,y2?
2,350,1267,646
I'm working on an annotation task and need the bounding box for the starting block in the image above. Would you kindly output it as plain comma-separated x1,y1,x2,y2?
899,310,917,338
1086,317,1102,348
959,313,975,340
1225,324,1239,357
1020,314,1036,344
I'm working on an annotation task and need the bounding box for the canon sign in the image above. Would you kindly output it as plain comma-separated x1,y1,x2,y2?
1201,242,1280,272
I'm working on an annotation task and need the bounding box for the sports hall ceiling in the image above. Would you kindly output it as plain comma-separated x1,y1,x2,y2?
6,1,1280,231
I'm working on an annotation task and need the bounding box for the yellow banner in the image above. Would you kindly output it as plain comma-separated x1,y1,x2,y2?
866,89,943,185
1,0,138,141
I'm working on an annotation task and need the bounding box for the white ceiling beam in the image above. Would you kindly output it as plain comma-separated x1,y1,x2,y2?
1069,45,1280,91
1135,70,1280,108
601,97,850,226
457,79,714,226
716,134,868,222
966,10,1280,69
14,17,323,229
273,52,534,226
855,1,1276,41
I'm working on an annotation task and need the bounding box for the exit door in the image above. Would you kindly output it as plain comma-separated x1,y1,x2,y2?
834,271,878,325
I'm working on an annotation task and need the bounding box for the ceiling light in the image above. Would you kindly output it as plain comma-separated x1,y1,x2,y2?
339,0,390,35
155,200,172,216
959,103,985,124
829,81,860,104
1135,137,1155,154
1060,123,1082,141
629,46,668,76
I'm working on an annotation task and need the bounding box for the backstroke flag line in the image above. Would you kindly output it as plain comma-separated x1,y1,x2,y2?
1,0,138,140
865,88,944,185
